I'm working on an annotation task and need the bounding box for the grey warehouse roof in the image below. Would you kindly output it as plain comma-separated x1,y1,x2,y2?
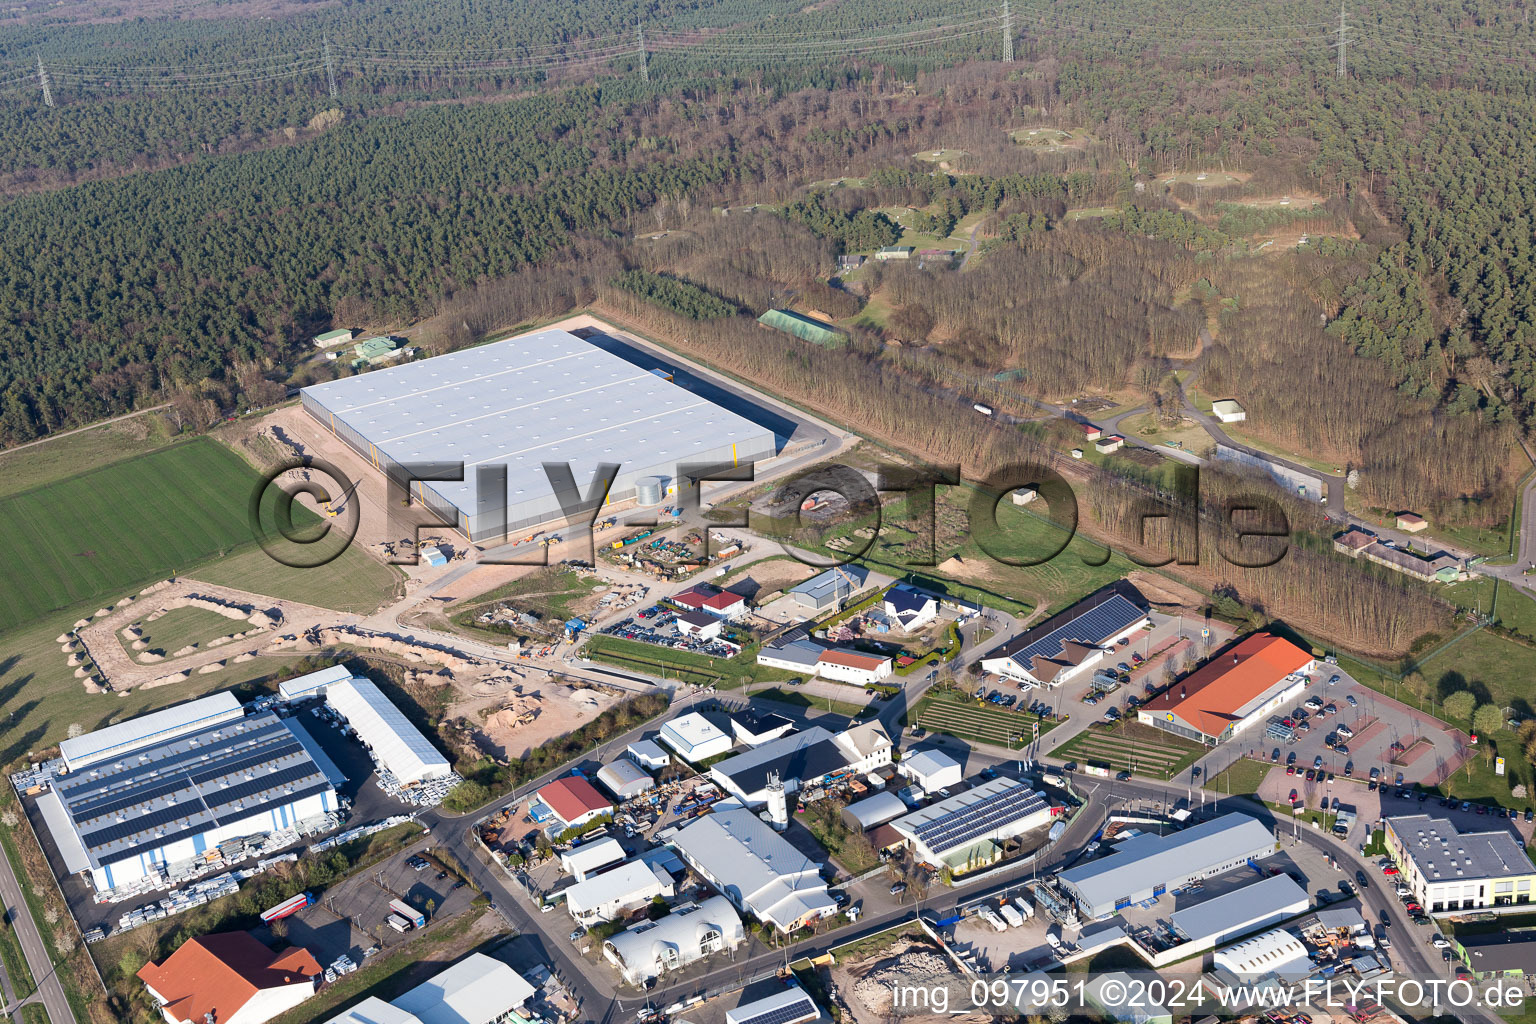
53,710,332,869
301,329,780,522
1169,873,1308,942
983,589,1146,672
59,691,243,769
1059,813,1275,910
713,727,846,794
1388,814,1533,881
889,777,1048,855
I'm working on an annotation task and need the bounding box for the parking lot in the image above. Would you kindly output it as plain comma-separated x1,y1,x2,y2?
263,842,480,965
1239,672,1470,790
598,607,740,659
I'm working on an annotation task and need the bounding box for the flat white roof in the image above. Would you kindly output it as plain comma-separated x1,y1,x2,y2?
279,664,354,699
301,328,778,515
565,860,670,915
326,678,451,785
59,692,243,769
561,837,626,876
901,749,960,779
1169,874,1308,942
659,713,732,759
393,953,535,1024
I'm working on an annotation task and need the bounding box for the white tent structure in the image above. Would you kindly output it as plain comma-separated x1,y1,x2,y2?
325,679,452,785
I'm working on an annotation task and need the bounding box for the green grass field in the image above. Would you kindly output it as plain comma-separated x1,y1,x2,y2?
1206,756,1274,796
189,543,400,614
908,689,1055,749
752,686,873,718
124,606,247,656
1056,720,1206,780
0,417,174,500
0,438,399,630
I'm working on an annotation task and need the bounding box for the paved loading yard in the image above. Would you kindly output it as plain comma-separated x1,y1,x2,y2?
264,842,478,966
1238,673,1470,788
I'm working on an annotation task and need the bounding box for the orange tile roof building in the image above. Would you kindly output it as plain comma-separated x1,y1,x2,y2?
137,932,320,1024
1136,634,1315,745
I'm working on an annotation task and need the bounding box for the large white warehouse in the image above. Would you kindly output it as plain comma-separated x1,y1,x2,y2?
299,327,781,541
43,707,336,893
59,692,244,772
325,678,452,786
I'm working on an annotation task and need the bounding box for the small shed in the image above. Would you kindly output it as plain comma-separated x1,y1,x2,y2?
1211,399,1247,423
898,748,962,795
1396,512,1428,533
419,545,448,567
1094,435,1125,454
1011,486,1038,505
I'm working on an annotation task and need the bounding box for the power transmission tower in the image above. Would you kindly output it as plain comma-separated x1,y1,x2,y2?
1333,2,1349,79
323,34,338,99
637,23,648,83
1002,0,1014,62
36,55,53,108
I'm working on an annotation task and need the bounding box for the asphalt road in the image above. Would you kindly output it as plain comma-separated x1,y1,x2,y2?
0,826,76,1024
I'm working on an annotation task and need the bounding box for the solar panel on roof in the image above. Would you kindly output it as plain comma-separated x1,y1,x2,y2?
735,995,818,1024
1007,595,1143,668
909,783,1046,854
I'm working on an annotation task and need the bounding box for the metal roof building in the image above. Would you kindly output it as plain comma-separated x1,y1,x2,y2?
46,710,336,894
596,759,655,801
789,565,870,611
842,791,909,831
669,808,836,932
325,679,452,786
626,739,670,770
1168,873,1309,947
300,328,780,541
1057,813,1277,920
726,987,821,1024
59,691,244,771
277,664,353,703
602,896,746,985
888,778,1053,873
1213,928,1313,979
391,952,536,1024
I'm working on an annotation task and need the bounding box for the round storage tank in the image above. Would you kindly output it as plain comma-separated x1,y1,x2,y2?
635,476,665,506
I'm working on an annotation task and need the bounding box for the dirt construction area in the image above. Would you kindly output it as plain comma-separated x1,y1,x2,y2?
448,675,618,760
830,937,989,1024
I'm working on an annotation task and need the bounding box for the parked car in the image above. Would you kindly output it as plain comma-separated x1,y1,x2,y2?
889,882,908,896
1346,694,1358,706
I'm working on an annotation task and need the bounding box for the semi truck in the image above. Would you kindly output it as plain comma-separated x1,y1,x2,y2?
388,899,426,928
260,892,313,923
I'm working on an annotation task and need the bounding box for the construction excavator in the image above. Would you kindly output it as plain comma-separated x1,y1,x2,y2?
322,480,359,517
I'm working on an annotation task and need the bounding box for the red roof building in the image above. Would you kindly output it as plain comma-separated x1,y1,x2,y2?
137,932,320,1024
1077,422,1103,441
671,584,747,619
537,775,614,827
1136,633,1315,744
